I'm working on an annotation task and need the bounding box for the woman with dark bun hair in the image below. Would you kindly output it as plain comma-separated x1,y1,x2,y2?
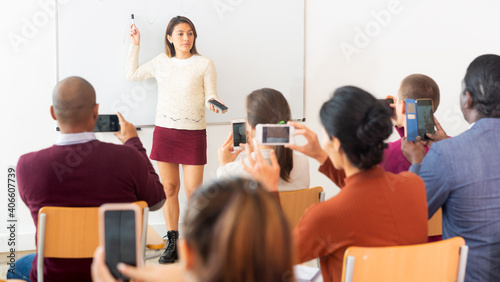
247,86,429,282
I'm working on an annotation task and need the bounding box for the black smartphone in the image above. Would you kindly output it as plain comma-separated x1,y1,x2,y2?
99,204,143,281
416,99,435,140
94,114,120,132
208,99,228,114
231,119,246,150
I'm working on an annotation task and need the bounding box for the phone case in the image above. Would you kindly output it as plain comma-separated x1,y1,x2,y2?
405,99,418,141
99,203,143,280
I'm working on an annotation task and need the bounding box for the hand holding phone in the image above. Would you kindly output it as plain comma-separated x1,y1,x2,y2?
99,203,143,281
208,99,228,114
256,124,295,146
95,114,120,132
231,119,247,150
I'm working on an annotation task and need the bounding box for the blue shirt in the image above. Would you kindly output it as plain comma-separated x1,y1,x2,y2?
410,118,500,281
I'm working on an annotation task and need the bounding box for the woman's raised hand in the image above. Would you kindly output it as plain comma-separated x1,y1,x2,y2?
129,24,141,45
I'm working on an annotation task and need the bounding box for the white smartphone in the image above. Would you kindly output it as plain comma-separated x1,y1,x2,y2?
231,119,247,150
255,124,295,146
99,203,143,281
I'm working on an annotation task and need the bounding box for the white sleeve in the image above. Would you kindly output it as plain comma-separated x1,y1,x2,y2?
203,59,218,107
125,44,157,81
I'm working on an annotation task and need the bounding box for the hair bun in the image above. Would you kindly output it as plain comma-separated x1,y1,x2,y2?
356,101,393,147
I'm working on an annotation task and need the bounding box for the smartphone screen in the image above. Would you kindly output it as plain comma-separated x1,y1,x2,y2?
104,210,137,280
94,115,120,132
262,126,290,144
416,99,435,140
232,122,247,147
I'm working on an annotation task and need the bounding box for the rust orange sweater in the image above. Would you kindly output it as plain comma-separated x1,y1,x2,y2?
293,159,428,282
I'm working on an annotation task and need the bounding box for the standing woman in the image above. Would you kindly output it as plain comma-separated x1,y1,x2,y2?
126,16,225,264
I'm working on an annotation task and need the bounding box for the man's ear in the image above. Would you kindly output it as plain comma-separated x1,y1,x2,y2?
401,100,406,114
464,91,475,109
93,104,99,119
50,106,57,121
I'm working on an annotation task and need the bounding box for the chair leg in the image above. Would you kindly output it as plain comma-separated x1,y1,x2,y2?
37,213,47,282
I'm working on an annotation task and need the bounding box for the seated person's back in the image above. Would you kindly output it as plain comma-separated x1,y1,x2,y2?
380,73,440,173
217,88,309,191
289,86,428,282
13,76,165,282
402,54,500,281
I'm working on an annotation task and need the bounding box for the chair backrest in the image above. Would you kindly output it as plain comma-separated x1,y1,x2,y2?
37,206,100,259
341,236,468,282
279,186,324,229
428,208,442,237
36,201,150,282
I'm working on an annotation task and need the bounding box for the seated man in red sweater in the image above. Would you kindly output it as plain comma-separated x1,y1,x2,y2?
380,73,444,173
8,76,166,282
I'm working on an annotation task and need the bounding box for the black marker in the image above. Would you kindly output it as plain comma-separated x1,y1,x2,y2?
131,14,136,30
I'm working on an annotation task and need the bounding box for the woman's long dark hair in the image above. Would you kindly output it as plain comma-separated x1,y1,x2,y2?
246,88,293,181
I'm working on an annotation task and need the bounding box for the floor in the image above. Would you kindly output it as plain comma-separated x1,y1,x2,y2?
0,250,320,281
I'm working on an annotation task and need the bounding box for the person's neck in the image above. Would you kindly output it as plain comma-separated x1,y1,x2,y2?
58,124,93,134
175,51,193,60
466,109,483,124
342,160,362,178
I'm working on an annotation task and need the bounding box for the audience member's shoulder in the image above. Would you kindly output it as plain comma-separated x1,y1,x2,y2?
18,145,56,164
387,170,424,187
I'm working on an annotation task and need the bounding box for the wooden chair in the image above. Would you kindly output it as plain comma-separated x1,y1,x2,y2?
428,208,443,237
279,186,325,229
340,237,468,282
36,201,164,282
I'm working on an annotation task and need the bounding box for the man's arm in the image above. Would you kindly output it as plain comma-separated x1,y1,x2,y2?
116,112,166,211
417,146,450,218
402,137,449,219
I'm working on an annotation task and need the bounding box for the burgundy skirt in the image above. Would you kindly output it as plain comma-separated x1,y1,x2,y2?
150,126,207,165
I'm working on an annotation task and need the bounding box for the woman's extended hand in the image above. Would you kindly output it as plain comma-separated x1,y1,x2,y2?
208,98,225,113
129,24,141,45
218,132,242,167
285,122,328,164
242,140,280,192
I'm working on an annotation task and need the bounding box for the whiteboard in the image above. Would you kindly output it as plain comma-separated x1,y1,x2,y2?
57,0,304,126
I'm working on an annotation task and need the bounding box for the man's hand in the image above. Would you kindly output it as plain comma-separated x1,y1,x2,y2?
218,132,242,167
425,116,448,147
242,140,280,192
114,112,138,144
401,136,426,164
285,122,328,164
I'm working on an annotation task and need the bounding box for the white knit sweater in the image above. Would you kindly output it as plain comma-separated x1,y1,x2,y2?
126,44,218,130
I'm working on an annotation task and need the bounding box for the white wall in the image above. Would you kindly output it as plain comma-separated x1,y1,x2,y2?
2,0,498,252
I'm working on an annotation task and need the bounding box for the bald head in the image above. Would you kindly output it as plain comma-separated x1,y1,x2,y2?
52,76,96,126
399,74,440,111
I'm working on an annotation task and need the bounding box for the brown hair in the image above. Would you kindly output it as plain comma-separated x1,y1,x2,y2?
183,178,294,282
246,88,294,182
399,74,440,111
164,16,200,58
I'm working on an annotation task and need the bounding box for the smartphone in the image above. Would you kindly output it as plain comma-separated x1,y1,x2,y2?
405,99,418,141
416,99,435,140
255,124,295,146
208,99,228,114
94,114,120,132
231,119,247,150
99,203,143,281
